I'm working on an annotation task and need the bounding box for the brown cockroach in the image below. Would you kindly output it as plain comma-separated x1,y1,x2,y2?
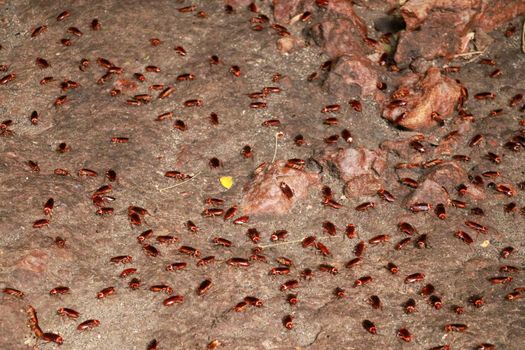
197,279,212,295
354,276,373,287
226,258,250,267
91,19,101,30
179,245,200,257
96,287,116,299
166,262,187,271
142,244,159,257
368,234,389,244
119,268,137,277
444,324,468,332
110,255,132,264
345,257,362,269
405,273,425,283
77,319,100,331
3,287,24,298
33,218,50,228
397,328,412,342
362,320,377,334
68,27,83,37
355,202,375,211
50,286,70,295
280,280,299,291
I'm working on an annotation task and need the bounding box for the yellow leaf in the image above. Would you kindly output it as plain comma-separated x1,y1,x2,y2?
220,176,233,189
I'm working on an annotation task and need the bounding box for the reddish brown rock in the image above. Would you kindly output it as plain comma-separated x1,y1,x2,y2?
309,19,367,59
224,0,252,9
272,0,311,23
353,0,398,11
344,174,383,198
382,68,462,130
405,178,449,208
324,54,380,97
241,161,320,215
425,161,466,190
477,0,525,32
326,0,368,38
16,249,49,274
400,0,481,31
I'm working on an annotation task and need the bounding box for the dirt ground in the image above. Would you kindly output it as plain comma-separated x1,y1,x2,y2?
1,1,524,349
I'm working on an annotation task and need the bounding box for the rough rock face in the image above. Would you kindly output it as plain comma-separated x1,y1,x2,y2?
400,0,481,30
382,68,462,130
476,0,525,32
241,161,320,215
325,147,387,198
308,19,367,59
324,54,380,97
272,0,313,23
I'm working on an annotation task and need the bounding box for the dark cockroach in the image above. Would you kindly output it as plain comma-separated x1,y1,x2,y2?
510,93,523,107
147,339,159,350
54,168,70,176
142,244,159,257
397,328,412,342
404,298,417,313
420,284,435,296
355,202,375,211
444,323,468,332
410,203,431,213
429,295,443,309
96,207,114,216
128,278,141,289
43,198,54,216
68,27,83,37
163,295,184,306
301,268,313,280
346,224,357,238
377,189,395,202
489,108,503,116
287,294,298,305
387,262,399,274
233,215,250,224
354,241,365,257
452,305,464,314
276,256,293,266
262,119,280,127
209,157,221,168
213,237,232,247
322,221,336,236
174,119,187,131
61,38,72,46
241,145,253,158
77,319,100,331
319,264,338,274
280,280,299,291
31,25,47,37
244,296,263,307
230,65,241,77
226,257,250,267
362,320,377,334
209,112,219,125
368,295,382,309
197,279,212,295
279,182,294,199
97,72,113,85
150,284,173,294
33,218,49,228
119,268,137,277
345,257,362,269
134,73,146,82
0,73,16,85
234,301,248,312
405,273,425,283
479,58,496,65
110,255,132,264
91,19,101,30
474,92,495,100
79,58,90,71
399,177,419,189
435,203,446,219
179,246,200,257
465,220,488,233
3,287,24,298
369,234,389,244
35,57,50,69
354,276,373,287
501,246,514,258
504,202,517,213
271,230,288,241
316,242,330,256
470,295,484,307
454,230,473,244
339,128,353,143
324,134,339,144
56,10,70,21
41,332,64,345
50,286,70,295
416,234,428,249
156,235,178,244
111,137,129,143
197,256,216,266
57,142,71,153
489,68,502,78
177,73,196,81
209,55,219,65
97,287,115,299
302,235,317,248
128,206,149,217
55,236,65,248
321,104,341,113
57,307,80,319
166,262,187,271
283,315,294,329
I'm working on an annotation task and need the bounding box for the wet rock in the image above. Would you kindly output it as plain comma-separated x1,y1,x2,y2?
325,147,386,198
241,161,320,215
324,54,379,97
382,67,462,130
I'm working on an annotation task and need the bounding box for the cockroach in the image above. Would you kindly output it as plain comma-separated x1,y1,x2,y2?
469,295,484,308
91,19,101,30
33,218,49,228
56,142,70,153
465,220,488,233
279,182,294,199
133,73,146,82
410,203,431,212
179,245,200,257
163,295,184,306
96,207,113,216
212,237,232,247
369,234,389,244
54,95,68,107
31,25,47,37
489,108,503,116
145,65,160,73
377,189,395,202
476,344,495,350
176,73,196,81
322,221,336,236
165,171,191,180
321,104,340,113
142,244,159,257
55,236,65,248
197,256,216,266
398,222,417,235
42,198,55,216
202,208,224,217
166,262,187,271
457,183,468,196
316,242,330,256
262,86,280,94
111,137,129,143
500,265,519,273
78,168,98,177
250,102,267,109
444,323,468,332
147,339,159,350
489,276,513,284
97,287,115,299
61,38,72,46
479,58,496,65
368,295,382,309
56,10,70,21
354,276,373,287
178,5,195,12
158,86,175,99
128,206,149,217
404,298,417,313
155,112,173,121
280,280,299,291
54,168,70,176
319,264,338,274
271,230,288,241
444,65,461,73
482,171,500,179
429,346,450,350
35,57,50,69
287,294,298,305
0,73,15,85
420,284,435,296
355,202,375,211
97,72,113,85
230,65,241,77
209,55,219,65
500,247,514,259
223,207,236,221
397,328,412,342
505,291,523,300
345,257,362,269
197,279,212,295
226,257,250,267
244,296,263,307
110,255,132,264
77,319,100,331
133,94,152,103
156,235,178,245
452,154,471,162
416,234,428,249
354,241,365,257
41,332,64,345
454,230,473,244
119,268,137,278
429,295,443,309
276,256,293,266
209,157,221,168
505,140,522,151
233,216,249,224
128,278,141,289
362,320,377,334
57,307,80,319
262,119,280,127
50,286,70,295
150,284,173,294
399,177,419,188
495,184,514,196
510,93,523,107
475,92,495,100
233,301,248,312
435,203,446,219
286,158,305,170
67,26,83,37
405,273,425,283
283,315,294,329
346,224,357,238
209,112,219,125
3,287,24,298
489,68,502,78
207,340,222,350
301,268,314,280
387,262,399,274
302,235,317,248
324,134,339,144
451,305,464,314
173,119,187,131
150,38,161,46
